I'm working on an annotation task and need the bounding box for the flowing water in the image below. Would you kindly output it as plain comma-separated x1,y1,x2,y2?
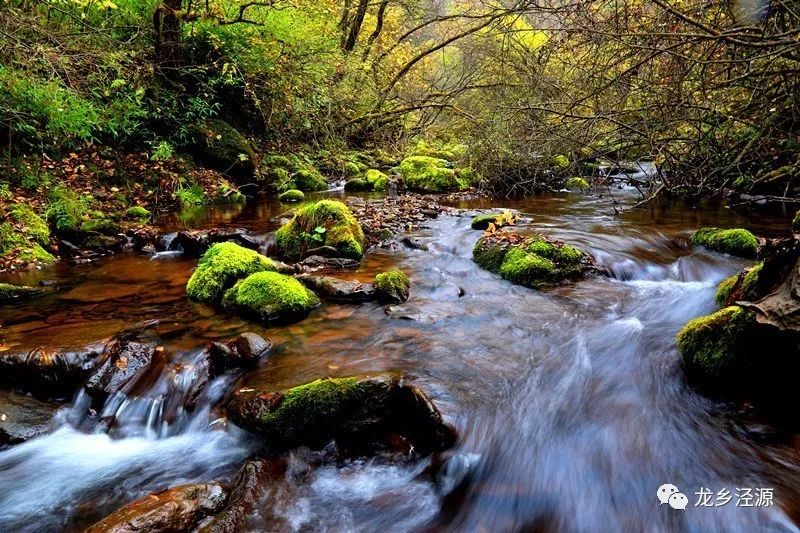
1,191,800,531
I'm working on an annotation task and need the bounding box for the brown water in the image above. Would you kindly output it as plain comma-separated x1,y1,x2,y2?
1,190,800,532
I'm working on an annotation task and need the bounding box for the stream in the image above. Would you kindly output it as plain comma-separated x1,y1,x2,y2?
2,190,800,531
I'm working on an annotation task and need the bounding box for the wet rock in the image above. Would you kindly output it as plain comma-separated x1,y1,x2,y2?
227,374,456,455
302,245,340,258
401,236,429,251
298,255,360,270
85,482,229,533
169,228,265,258
208,333,271,375
374,270,410,303
0,391,58,445
296,274,376,302
84,341,155,400
0,283,43,303
0,344,102,397
199,460,286,533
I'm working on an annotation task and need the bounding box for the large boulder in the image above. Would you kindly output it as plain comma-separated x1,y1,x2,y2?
0,391,58,445
0,344,102,397
86,483,228,533
374,270,410,303
186,242,278,305
222,271,320,323
296,274,376,302
274,200,365,260
396,156,468,192
226,374,456,454
473,232,590,288
192,119,259,180
84,341,155,400
691,227,759,258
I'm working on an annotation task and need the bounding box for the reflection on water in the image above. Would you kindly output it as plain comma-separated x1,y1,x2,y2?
1,190,800,531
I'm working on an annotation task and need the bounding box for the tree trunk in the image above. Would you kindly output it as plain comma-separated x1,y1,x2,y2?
153,0,184,69
342,0,369,52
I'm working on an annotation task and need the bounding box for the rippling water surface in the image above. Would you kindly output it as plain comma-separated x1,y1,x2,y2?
1,191,799,531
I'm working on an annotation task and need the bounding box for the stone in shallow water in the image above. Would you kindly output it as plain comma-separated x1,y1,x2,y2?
226,374,456,455
0,391,58,445
84,341,155,400
85,482,229,533
0,344,103,397
296,274,376,302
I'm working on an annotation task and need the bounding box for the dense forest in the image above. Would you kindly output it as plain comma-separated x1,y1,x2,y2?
2,0,800,531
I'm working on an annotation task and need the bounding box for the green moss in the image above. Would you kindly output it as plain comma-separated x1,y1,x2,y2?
80,219,121,236
365,169,389,191
793,210,800,232
222,271,319,322
397,156,468,192
472,239,509,272
275,200,365,260
193,119,258,178
499,248,557,287
214,181,246,203
294,169,328,192
83,235,119,249
124,206,151,220
409,139,468,161
553,155,570,169
175,185,206,207
46,186,85,234
374,270,410,303
471,213,501,230
691,227,758,258
715,275,738,306
565,177,590,191
9,204,49,246
0,283,43,302
677,306,756,380
741,262,763,301
344,178,371,192
186,242,277,304
344,161,362,177
279,189,305,202
263,154,328,192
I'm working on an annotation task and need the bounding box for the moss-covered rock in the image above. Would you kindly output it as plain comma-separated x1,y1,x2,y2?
473,232,589,288
9,204,49,246
222,271,319,323
344,178,371,192
344,161,362,177
397,156,468,192
193,119,259,179
1,205,54,265
124,206,151,221
263,154,328,192
409,139,468,161
275,200,365,260
565,177,590,191
365,169,389,192
469,212,518,231
186,242,277,304
0,283,43,303
691,227,758,258
374,270,410,303
715,275,738,306
278,189,304,203
226,374,456,454
80,219,121,236
715,262,766,306
553,154,570,169
793,210,800,232
677,306,757,381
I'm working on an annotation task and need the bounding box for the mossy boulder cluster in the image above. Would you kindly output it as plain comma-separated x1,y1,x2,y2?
691,227,759,258
374,270,410,303
186,242,277,304
0,203,54,265
275,200,365,260
395,156,470,192
192,119,259,180
226,374,456,454
344,169,390,192
473,232,589,288
262,154,328,192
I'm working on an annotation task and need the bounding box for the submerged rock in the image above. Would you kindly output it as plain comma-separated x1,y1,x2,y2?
86,482,229,533
0,283,43,303
297,255,361,270
374,270,410,303
186,242,278,305
296,274,376,302
222,271,320,323
0,391,58,445
208,332,272,375
691,227,759,258
84,341,155,400
226,374,456,455
275,200,366,260
473,232,591,288
0,344,102,397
